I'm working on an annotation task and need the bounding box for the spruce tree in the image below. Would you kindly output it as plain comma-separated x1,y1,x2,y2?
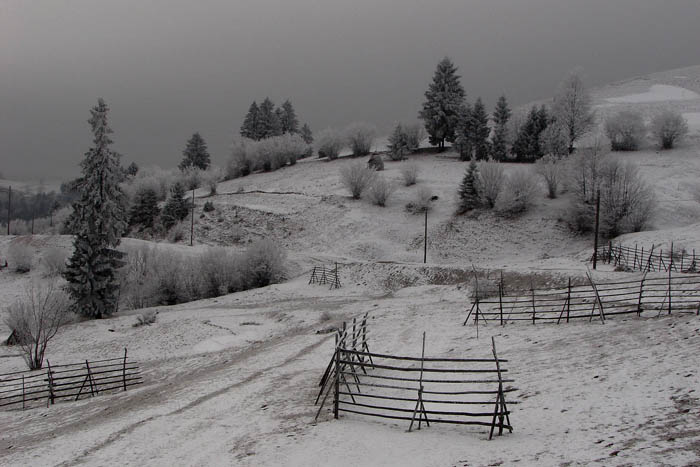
453,104,473,161
240,101,260,140
258,98,280,139
161,182,190,230
126,161,139,177
64,98,127,319
300,123,313,144
512,106,549,162
458,160,480,213
129,188,160,232
491,95,511,161
387,123,410,160
279,100,299,134
419,57,466,151
470,98,490,161
179,132,210,171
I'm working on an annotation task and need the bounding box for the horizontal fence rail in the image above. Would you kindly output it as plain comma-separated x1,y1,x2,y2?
465,272,700,326
315,315,515,440
594,242,698,274
0,348,142,411
309,263,342,289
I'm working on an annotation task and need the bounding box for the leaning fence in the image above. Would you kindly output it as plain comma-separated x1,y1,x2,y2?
594,242,698,274
465,272,700,326
0,348,142,410
309,263,342,289
315,315,515,439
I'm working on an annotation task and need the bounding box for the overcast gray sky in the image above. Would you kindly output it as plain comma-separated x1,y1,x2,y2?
2,0,700,181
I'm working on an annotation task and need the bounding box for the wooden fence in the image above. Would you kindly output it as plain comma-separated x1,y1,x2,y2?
465,272,700,326
309,263,342,289
594,242,698,274
0,348,142,410
315,315,515,440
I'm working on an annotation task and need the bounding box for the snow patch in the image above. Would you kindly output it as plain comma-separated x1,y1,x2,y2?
606,84,699,103
682,112,700,132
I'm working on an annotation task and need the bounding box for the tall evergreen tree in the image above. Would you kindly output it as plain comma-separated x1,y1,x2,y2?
300,123,313,144
458,160,480,213
512,106,549,162
453,104,473,161
258,98,280,139
490,95,511,161
64,98,127,319
279,100,299,134
470,97,490,161
419,57,466,151
240,101,260,140
179,132,211,171
387,123,410,160
129,188,160,232
161,182,190,230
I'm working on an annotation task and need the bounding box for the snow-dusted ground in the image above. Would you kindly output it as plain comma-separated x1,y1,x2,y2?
1,65,700,466
605,84,700,104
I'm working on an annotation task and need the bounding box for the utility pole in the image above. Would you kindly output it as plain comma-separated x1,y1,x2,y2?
423,209,428,264
592,190,600,270
6,186,11,235
190,188,195,246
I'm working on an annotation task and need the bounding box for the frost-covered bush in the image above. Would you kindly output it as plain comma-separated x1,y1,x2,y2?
133,310,157,327
604,110,646,151
650,109,688,149
7,242,33,273
404,123,426,152
316,129,345,160
478,161,505,208
242,239,286,288
345,122,376,157
42,247,68,277
340,162,377,199
179,166,202,191
535,155,564,199
496,168,539,215
367,176,394,207
226,135,309,176
400,163,419,186
227,139,254,179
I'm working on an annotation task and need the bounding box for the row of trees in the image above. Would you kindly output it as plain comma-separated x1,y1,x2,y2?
240,98,313,144
419,57,596,161
605,109,689,151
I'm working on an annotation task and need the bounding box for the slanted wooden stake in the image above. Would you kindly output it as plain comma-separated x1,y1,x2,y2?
123,348,128,391
409,332,429,432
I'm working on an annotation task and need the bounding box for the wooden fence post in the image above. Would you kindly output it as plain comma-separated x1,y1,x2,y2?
530,284,536,325
333,346,340,420
22,374,25,410
566,278,571,323
46,360,55,407
637,273,646,316
586,273,605,324
123,348,128,391
498,280,504,326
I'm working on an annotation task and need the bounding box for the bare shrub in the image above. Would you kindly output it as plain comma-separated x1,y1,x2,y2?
406,186,434,213
539,121,570,157
227,139,254,178
4,281,70,370
42,247,68,277
604,110,646,151
400,163,419,186
535,155,564,199
7,242,33,273
404,123,426,152
344,122,376,157
167,221,188,243
179,167,202,190
126,166,177,201
242,239,286,288
367,176,395,207
340,162,377,199
650,109,689,149
496,168,540,215
133,310,157,327
201,167,222,195
478,161,505,208
567,138,608,205
598,159,656,237
199,247,240,297
316,129,345,160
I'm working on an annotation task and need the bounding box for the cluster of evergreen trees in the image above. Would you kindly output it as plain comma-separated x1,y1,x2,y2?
419,58,594,163
240,98,312,144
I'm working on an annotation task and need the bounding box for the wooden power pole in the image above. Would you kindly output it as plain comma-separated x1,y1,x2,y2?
592,190,600,270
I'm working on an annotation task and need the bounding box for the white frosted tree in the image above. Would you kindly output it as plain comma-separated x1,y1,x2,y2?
64,98,127,319
419,57,466,151
552,70,595,154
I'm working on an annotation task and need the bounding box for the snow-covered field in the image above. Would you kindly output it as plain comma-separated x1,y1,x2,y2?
1,65,700,466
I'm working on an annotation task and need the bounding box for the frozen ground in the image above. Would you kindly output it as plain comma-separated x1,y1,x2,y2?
1,65,700,466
